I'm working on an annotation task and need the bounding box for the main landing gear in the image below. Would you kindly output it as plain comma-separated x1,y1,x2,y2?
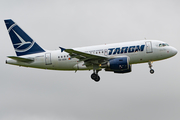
148,61,154,74
91,70,100,82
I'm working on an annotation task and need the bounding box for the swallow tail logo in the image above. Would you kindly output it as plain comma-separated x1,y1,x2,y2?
4,19,45,56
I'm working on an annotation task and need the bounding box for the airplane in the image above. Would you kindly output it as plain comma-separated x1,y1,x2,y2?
4,19,178,82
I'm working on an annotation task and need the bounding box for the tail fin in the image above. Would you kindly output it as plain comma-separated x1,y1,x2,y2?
4,19,45,56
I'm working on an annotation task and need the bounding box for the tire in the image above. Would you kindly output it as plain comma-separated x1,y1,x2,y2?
91,73,100,82
150,69,154,74
94,76,100,82
91,73,97,80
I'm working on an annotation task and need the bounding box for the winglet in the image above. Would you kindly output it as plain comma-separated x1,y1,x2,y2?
59,47,66,52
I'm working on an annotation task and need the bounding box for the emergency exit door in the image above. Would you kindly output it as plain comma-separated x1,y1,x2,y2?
146,41,153,53
45,53,52,65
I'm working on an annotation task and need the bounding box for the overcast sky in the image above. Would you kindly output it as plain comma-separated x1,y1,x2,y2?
0,0,180,120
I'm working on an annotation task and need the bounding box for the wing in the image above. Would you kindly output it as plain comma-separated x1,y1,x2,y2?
59,47,108,64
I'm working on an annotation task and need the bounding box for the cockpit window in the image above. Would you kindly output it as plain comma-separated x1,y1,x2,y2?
159,43,169,47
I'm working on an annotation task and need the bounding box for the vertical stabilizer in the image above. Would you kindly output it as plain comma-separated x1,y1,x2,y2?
4,19,45,56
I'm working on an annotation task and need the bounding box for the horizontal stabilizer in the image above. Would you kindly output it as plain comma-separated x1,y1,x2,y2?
7,56,34,62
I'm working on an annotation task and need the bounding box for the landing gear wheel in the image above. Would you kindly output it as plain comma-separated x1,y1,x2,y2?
91,73,97,80
148,62,155,74
150,69,154,74
94,75,100,82
91,73,100,82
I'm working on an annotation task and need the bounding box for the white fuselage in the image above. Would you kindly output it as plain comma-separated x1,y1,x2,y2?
6,40,177,71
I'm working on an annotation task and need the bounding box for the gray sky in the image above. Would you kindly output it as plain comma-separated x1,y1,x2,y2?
0,0,180,120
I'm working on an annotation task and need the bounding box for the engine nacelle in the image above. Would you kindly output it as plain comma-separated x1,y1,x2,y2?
113,65,131,73
101,57,132,73
109,57,129,70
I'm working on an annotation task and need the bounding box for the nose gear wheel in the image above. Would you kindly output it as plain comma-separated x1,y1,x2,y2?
148,61,154,74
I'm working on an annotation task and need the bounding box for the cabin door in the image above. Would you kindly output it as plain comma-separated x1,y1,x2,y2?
104,49,108,56
45,53,52,65
146,41,153,53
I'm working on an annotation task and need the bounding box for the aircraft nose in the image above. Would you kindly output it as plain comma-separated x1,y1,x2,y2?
171,47,178,56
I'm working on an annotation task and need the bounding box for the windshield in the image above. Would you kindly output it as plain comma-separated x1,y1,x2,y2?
159,43,169,47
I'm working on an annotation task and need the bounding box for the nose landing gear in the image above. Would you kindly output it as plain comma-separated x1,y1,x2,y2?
148,62,154,74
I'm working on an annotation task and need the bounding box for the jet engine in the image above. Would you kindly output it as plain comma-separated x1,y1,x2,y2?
101,57,132,73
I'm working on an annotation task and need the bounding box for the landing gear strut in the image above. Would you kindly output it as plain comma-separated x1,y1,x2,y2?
148,62,154,74
91,70,100,82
